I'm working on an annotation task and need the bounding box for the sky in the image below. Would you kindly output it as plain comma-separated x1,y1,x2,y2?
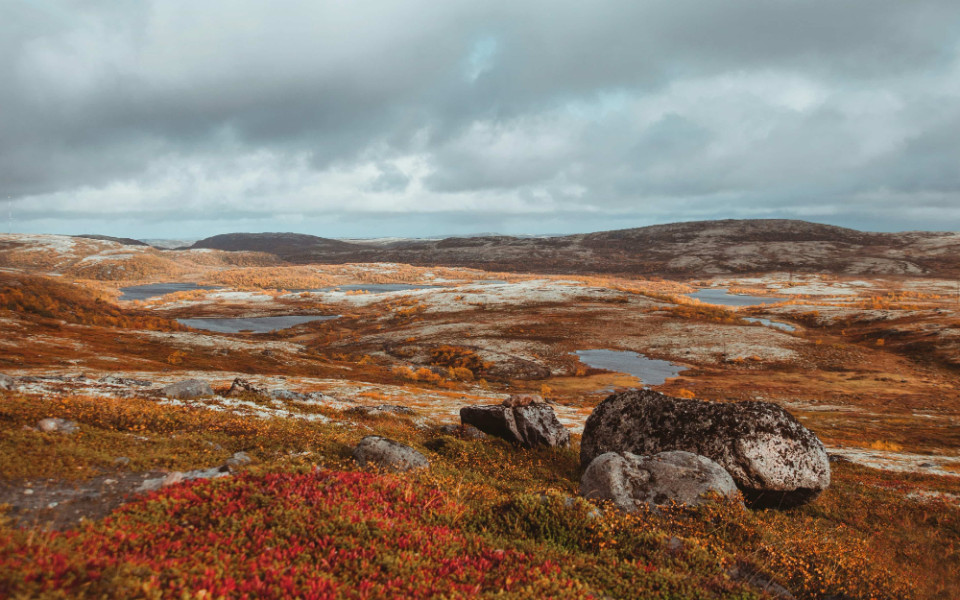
2,0,960,240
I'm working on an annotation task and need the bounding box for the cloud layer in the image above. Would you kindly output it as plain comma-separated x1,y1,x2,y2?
3,0,960,237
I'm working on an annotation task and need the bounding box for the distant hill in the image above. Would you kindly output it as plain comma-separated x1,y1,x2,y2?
74,234,149,247
191,232,359,256
184,220,960,277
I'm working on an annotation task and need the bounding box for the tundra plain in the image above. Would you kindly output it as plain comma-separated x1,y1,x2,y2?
2,231,959,599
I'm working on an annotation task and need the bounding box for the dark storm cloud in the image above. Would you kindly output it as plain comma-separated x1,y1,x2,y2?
2,0,960,236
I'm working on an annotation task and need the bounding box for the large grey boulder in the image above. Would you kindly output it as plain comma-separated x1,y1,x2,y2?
353,436,429,472
162,379,214,399
581,451,739,511
460,398,570,448
580,389,830,507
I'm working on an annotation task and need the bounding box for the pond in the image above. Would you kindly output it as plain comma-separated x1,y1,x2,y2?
573,349,684,387
685,288,786,307
743,317,796,332
294,284,440,293
119,282,222,301
177,315,339,334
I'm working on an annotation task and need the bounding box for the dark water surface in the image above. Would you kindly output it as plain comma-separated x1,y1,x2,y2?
685,288,786,307
119,283,222,301
743,317,796,332
573,349,683,387
177,315,339,334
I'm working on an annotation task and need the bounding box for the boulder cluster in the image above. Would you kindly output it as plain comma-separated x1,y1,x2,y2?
580,389,831,509
350,389,829,511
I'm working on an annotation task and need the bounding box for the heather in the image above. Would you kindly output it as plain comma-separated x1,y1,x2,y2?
2,390,956,599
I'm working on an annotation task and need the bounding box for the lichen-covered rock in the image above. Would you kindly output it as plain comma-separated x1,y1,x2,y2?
162,379,214,399
270,389,325,402
437,423,488,440
460,400,569,448
353,436,429,472
226,378,266,396
503,394,543,408
0,373,16,390
580,389,830,507
225,451,253,470
347,404,415,417
580,451,739,511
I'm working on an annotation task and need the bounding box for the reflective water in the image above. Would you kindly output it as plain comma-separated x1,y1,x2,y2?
573,349,683,386
685,288,786,307
743,317,796,332
177,315,339,334
297,284,439,293
119,282,222,301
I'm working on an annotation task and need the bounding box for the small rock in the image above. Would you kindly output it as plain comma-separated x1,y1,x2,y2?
348,404,415,417
114,456,131,466
580,451,740,511
47,502,59,509
0,373,14,390
226,378,266,396
664,537,685,555
353,436,429,472
162,379,214,399
23,488,34,495
437,424,488,440
503,394,543,408
99,376,152,387
37,418,79,434
183,467,229,480
225,451,253,470
103,479,118,485
271,389,325,402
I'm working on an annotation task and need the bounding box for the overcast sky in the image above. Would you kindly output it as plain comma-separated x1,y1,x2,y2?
3,1,960,239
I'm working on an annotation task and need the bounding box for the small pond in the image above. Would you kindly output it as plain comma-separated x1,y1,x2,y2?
177,315,339,334
573,349,683,387
685,288,786,307
119,282,222,301
294,284,440,294
743,317,796,332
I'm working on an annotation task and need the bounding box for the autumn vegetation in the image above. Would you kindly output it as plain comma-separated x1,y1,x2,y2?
2,389,957,599
0,273,183,331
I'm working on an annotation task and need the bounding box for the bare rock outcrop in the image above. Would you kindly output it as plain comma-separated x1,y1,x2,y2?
581,451,739,511
353,436,429,472
580,389,830,507
460,396,569,448
162,379,214,399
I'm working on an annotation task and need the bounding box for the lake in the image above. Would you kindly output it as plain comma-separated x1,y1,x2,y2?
119,282,222,301
177,315,339,334
573,349,683,387
685,288,786,307
296,284,440,293
743,317,796,332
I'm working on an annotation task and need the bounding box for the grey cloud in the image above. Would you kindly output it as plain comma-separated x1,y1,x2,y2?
2,0,960,235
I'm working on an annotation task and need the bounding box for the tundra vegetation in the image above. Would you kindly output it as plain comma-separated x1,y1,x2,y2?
1,232,959,599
